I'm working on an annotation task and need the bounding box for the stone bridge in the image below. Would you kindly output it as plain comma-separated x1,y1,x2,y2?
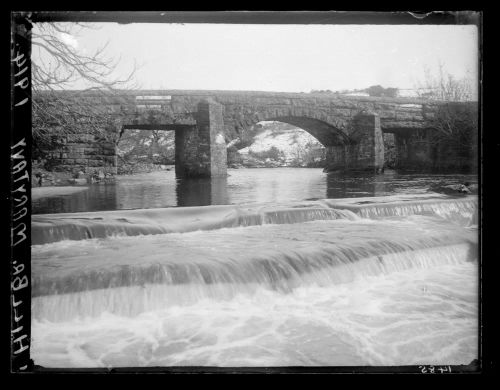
43,90,467,177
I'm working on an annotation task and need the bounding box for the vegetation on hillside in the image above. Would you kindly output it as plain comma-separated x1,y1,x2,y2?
116,130,175,174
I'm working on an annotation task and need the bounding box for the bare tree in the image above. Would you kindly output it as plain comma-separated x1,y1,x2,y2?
415,63,475,102
31,22,138,157
414,64,478,169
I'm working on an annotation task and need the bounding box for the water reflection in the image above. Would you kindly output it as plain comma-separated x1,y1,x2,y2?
115,175,176,210
33,184,118,214
326,171,391,198
32,168,478,214
176,176,228,207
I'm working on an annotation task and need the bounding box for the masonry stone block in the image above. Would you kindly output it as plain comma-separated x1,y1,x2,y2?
325,113,384,172
174,100,228,177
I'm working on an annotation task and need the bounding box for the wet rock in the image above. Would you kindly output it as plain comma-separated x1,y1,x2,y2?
446,184,470,193
104,173,116,182
68,178,87,185
429,183,471,195
465,183,478,194
34,172,44,187
75,178,88,185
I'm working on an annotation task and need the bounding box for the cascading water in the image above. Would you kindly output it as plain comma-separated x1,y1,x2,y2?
31,196,476,244
31,195,479,368
356,199,478,227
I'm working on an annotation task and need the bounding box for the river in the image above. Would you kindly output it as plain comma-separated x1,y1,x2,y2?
30,168,479,369
32,168,477,214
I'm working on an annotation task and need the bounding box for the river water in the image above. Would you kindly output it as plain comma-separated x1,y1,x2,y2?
31,168,479,368
32,168,477,214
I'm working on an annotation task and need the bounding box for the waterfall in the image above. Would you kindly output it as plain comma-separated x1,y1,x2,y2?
32,237,475,322
32,197,477,244
238,208,359,226
324,197,477,227
31,196,479,322
32,205,360,245
357,199,478,226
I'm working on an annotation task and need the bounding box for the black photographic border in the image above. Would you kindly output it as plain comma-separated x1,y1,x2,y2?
8,9,489,375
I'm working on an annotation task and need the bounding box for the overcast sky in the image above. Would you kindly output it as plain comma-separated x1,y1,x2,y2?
33,22,479,95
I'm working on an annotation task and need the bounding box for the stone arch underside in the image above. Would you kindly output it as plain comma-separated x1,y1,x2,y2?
222,104,353,145
265,116,351,147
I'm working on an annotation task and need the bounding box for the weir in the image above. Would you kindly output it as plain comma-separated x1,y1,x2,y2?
32,196,477,244
323,195,478,226
33,242,473,322
30,194,479,367
31,195,478,323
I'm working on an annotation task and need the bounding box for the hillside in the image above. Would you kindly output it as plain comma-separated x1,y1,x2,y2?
230,122,326,168
117,121,328,173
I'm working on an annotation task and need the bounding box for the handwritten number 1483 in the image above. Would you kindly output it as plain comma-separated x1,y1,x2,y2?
419,365,452,373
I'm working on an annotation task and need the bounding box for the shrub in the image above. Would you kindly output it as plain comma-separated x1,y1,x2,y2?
249,146,284,161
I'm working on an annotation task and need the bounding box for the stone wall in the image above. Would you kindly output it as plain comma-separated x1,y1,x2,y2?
43,133,117,176
351,114,384,171
394,131,433,170
325,145,347,170
174,127,199,177
324,113,384,172
206,102,228,176
383,133,396,168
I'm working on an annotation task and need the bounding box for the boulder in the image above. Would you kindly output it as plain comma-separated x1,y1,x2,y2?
429,183,471,195
465,183,478,194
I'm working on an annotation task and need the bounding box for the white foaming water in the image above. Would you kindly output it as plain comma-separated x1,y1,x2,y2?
31,262,478,367
31,196,476,244
32,241,473,322
31,204,360,245
31,196,479,368
357,199,478,227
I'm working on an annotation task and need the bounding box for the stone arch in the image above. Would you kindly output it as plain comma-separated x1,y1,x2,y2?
259,112,383,173
263,116,351,147
231,115,356,172
223,105,352,144
227,109,352,147
225,108,384,172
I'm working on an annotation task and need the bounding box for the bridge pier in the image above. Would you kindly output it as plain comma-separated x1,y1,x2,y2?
325,113,384,173
393,130,438,170
175,100,227,178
